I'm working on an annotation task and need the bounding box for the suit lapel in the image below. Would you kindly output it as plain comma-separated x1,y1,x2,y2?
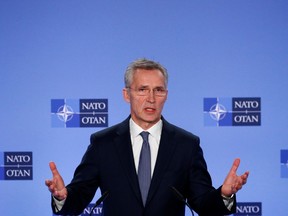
146,119,176,205
113,118,143,204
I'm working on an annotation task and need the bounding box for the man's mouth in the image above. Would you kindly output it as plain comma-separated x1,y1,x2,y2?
144,107,156,112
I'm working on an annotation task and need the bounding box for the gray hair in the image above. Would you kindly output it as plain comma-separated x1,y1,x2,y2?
124,58,168,88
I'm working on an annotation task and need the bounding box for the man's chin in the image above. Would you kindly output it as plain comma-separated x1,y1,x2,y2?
143,116,161,124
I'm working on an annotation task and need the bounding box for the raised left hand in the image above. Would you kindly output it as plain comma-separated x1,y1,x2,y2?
221,158,249,197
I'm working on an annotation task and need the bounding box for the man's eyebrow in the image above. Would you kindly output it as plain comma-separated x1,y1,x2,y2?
138,85,149,88
138,85,165,89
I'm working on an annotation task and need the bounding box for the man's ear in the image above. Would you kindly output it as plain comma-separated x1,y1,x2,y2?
123,88,130,103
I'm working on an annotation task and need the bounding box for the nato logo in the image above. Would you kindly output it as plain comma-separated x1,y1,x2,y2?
0,152,33,180
204,97,261,126
52,203,103,216
280,149,288,178
234,202,262,216
82,203,103,215
51,99,108,128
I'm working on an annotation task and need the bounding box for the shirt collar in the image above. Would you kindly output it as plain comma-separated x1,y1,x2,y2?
129,118,163,140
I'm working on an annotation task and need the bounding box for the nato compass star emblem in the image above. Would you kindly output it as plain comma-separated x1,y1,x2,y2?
209,103,227,121
203,97,232,126
51,99,80,127
56,104,74,122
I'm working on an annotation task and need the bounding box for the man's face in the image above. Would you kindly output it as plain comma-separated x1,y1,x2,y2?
123,69,168,130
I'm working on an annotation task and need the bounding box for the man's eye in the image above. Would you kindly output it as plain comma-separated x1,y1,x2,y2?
139,88,147,92
155,88,164,92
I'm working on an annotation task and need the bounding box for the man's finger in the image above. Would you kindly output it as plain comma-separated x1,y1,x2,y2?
229,158,240,174
49,161,59,177
241,171,249,182
45,179,53,187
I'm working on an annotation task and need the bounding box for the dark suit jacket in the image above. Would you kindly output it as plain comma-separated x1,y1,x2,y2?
52,116,236,216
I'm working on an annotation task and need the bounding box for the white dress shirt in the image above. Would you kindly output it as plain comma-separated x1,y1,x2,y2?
129,118,162,177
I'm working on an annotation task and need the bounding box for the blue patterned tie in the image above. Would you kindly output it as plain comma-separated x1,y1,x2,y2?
138,131,151,205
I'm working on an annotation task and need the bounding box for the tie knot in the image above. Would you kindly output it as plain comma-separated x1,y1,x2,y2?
140,131,149,143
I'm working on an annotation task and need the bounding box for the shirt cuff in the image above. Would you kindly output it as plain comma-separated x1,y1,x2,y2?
222,194,235,211
52,196,66,212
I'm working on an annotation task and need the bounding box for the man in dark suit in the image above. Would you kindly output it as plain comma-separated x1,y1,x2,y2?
45,58,249,216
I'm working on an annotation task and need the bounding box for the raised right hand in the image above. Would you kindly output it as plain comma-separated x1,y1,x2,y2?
45,161,68,200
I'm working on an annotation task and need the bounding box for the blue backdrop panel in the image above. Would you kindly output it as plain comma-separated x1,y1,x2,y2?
0,1,287,215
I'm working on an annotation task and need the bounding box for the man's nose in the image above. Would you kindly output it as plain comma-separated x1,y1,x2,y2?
147,90,156,102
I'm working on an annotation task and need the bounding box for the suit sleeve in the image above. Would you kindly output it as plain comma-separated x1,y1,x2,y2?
52,135,100,215
187,137,236,215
